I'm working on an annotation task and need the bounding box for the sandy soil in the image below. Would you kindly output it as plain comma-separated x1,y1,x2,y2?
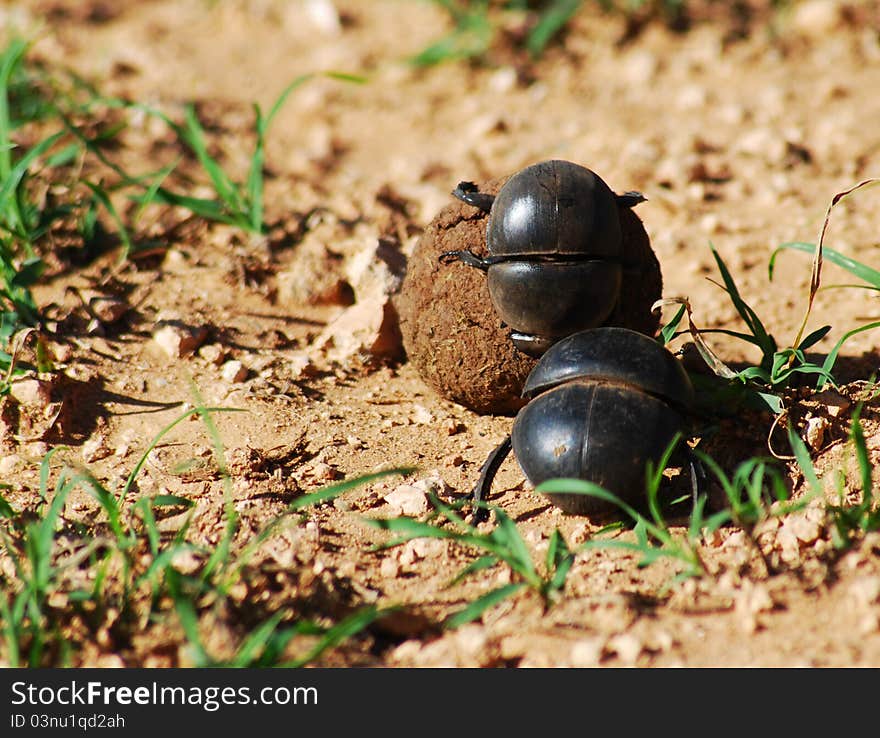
3,0,880,667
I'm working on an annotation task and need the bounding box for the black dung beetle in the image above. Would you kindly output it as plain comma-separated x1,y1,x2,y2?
469,327,694,518
440,160,646,357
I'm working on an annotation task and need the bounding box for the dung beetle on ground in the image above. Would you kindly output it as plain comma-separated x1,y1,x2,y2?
440,159,646,357
469,327,694,519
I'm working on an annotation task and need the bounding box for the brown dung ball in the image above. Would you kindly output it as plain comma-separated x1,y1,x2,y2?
397,175,662,416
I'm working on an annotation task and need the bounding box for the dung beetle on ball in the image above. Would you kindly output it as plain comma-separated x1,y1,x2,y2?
468,327,694,519
440,159,646,357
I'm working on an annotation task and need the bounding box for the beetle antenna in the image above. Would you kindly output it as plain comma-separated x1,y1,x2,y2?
452,181,496,212
470,435,512,524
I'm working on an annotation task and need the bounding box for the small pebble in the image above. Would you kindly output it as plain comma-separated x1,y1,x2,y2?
152,321,209,358
221,360,248,383
198,344,226,365
9,378,52,407
384,484,429,516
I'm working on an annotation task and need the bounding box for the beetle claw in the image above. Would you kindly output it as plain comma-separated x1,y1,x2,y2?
453,181,496,212
438,249,493,271
617,190,647,208
510,332,558,358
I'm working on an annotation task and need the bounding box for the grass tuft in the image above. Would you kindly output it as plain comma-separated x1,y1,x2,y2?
0,392,409,667
414,0,584,66
367,493,575,627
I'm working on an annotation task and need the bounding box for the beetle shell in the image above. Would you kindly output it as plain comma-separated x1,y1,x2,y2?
487,160,622,259
487,261,621,338
522,325,694,405
512,382,686,514
483,160,625,351
511,327,693,514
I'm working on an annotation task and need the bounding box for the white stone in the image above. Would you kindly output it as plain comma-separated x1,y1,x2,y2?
9,378,52,407
384,484,429,516
221,360,248,383
791,0,841,36
152,321,209,358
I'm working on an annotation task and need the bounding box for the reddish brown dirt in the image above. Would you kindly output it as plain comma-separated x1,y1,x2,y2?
3,0,880,667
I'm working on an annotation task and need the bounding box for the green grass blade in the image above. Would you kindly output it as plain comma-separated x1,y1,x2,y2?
546,529,573,592
131,158,179,226
231,611,285,667
366,515,456,541
29,478,73,593
489,507,537,580
83,181,133,256
233,469,414,575
644,434,682,526
182,105,244,214
244,72,318,233
658,303,686,346
133,187,242,226
788,424,822,498
9,256,44,289
693,449,738,505
790,179,880,351
45,142,80,168
686,494,711,541
323,71,367,85
67,469,125,541
526,0,582,57
55,109,158,190
135,543,199,592
263,75,314,131
447,554,498,587
134,496,161,554
814,283,880,293
0,596,21,667
121,406,243,501
540,477,678,551
538,478,644,524
690,327,766,347
770,242,880,289
289,468,415,512
797,325,831,352
754,391,783,413
150,494,195,508
246,103,265,233
0,132,64,215
774,363,836,386
0,490,15,518
819,321,880,390
709,242,775,357
850,409,872,506
38,446,66,502
410,7,493,66
580,536,659,557
545,528,564,572
171,589,212,667
444,582,526,629
0,38,29,182
281,605,383,668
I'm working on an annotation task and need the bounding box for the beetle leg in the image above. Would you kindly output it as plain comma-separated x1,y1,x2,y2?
438,249,492,271
452,181,496,212
616,190,647,208
470,435,512,523
510,332,558,358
